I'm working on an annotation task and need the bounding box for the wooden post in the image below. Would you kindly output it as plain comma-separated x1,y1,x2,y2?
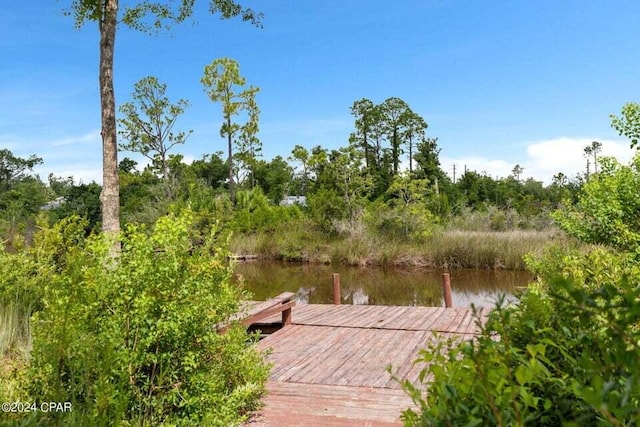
442,272,453,308
333,273,341,305
282,307,292,326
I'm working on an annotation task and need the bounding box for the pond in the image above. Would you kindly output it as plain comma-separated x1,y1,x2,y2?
234,262,533,308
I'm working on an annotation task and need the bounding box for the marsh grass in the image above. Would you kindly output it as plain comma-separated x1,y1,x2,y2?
230,224,576,270
426,230,567,270
0,304,32,358
0,304,32,404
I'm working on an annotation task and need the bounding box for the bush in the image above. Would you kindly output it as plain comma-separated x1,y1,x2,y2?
12,211,268,426
553,155,640,251
230,188,303,234
399,246,640,426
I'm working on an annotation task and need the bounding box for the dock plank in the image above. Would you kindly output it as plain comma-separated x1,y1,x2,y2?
247,303,485,426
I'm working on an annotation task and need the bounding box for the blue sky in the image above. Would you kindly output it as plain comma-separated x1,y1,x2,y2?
2,1,639,184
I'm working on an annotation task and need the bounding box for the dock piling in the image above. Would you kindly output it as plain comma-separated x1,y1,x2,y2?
333,273,341,305
442,272,453,308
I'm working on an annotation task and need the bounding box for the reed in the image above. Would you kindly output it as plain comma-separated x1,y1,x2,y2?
0,304,32,403
230,223,577,270
0,304,32,358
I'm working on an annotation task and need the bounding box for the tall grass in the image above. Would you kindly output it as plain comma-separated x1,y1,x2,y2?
0,304,32,357
230,223,577,270
0,303,32,403
425,230,566,270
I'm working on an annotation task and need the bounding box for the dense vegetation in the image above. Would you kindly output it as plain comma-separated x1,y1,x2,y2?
399,152,640,426
1,95,586,268
2,60,639,423
1,211,268,426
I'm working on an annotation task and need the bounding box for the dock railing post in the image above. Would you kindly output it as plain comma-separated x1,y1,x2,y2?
442,272,453,308
333,273,341,305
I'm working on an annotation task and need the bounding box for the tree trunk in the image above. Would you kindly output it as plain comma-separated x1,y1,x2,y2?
408,134,413,175
392,128,399,175
162,151,169,181
227,116,235,203
99,0,120,236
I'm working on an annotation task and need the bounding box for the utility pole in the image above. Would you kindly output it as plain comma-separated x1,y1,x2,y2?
452,164,456,183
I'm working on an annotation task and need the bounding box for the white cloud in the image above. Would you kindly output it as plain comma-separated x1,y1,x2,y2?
442,137,636,184
51,131,101,147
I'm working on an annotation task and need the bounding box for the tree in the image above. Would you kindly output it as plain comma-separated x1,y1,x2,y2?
0,150,46,244
234,95,261,188
63,0,262,236
48,174,74,198
289,145,310,195
402,112,428,175
553,155,640,251
414,137,443,182
380,97,412,175
201,58,260,203
0,149,42,192
188,153,229,189
511,164,524,182
52,182,103,232
611,102,640,148
385,172,434,239
583,140,603,175
118,76,191,181
253,156,293,204
327,146,372,231
349,98,377,168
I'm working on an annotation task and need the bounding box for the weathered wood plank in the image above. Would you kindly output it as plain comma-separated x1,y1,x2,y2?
284,326,360,383
249,302,487,425
347,329,412,387
246,381,414,426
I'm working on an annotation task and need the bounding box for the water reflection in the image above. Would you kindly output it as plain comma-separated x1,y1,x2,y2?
234,262,533,308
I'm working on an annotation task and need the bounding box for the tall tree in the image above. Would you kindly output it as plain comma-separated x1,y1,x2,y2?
414,137,444,182
327,146,372,230
201,58,259,203
118,76,191,181
349,98,376,168
511,164,524,181
289,145,310,195
0,149,42,192
234,95,261,188
380,97,411,175
583,140,603,175
402,111,428,175
64,0,261,236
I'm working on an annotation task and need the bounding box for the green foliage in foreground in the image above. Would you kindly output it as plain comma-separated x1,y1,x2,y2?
399,246,640,426
2,212,268,426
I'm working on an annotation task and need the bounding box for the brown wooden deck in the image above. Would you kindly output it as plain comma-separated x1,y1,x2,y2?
246,304,486,426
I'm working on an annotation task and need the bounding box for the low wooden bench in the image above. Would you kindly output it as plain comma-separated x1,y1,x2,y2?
219,292,296,333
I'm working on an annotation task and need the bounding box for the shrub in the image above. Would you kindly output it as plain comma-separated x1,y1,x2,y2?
15,211,268,426
230,188,303,234
399,246,640,426
553,155,640,251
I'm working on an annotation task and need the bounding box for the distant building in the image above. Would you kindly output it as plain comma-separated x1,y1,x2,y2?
280,195,307,207
40,196,65,211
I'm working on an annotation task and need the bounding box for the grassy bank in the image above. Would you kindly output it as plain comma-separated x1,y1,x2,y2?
230,226,578,270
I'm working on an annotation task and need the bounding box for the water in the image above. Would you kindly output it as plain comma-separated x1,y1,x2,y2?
234,262,533,308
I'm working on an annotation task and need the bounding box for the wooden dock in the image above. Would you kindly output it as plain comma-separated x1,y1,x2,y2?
245,303,485,426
